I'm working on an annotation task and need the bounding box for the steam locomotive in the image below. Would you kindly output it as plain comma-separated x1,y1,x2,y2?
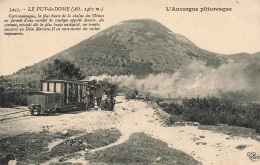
28,79,115,115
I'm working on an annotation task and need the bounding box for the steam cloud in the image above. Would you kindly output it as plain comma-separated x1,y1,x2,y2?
87,60,251,98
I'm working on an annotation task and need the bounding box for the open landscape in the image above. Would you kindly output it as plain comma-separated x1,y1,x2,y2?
1,18,260,164
0,96,259,165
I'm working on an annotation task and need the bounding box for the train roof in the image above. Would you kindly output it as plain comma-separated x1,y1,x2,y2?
40,79,94,85
29,91,59,95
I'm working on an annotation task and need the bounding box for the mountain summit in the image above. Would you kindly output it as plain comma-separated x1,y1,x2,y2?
16,19,224,77
57,19,223,75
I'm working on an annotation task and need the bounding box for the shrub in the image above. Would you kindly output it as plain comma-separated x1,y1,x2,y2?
256,110,260,133
159,96,260,132
125,90,136,99
125,89,138,99
158,102,168,108
44,59,85,80
163,103,184,116
256,123,260,133
0,76,40,107
166,115,184,125
144,92,155,101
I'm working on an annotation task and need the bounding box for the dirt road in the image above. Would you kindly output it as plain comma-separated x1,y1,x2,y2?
0,96,259,165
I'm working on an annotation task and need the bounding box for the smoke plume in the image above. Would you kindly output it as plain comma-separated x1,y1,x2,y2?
87,60,252,98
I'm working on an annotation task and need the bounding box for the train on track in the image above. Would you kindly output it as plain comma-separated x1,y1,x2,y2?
28,79,116,115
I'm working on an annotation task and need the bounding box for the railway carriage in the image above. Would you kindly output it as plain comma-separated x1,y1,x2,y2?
28,80,90,115
28,79,116,115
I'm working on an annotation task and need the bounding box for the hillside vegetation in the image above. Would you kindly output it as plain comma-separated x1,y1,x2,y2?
155,94,260,133
0,59,83,107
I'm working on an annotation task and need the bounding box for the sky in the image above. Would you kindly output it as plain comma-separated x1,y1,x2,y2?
0,0,260,76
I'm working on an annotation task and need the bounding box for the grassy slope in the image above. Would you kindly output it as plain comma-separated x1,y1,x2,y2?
198,125,260,141
51,129,121,158
0,129,121,164
85,132,201,165
0,129,202,165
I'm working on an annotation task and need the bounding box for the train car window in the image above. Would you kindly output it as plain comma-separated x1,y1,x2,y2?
42,82,48,91
49,83,55,92
56,83,61,93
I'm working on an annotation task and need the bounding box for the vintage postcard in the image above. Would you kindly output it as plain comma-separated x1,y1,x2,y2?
0,0,259,164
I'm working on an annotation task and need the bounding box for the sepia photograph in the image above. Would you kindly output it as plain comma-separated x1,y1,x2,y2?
0,0,259,164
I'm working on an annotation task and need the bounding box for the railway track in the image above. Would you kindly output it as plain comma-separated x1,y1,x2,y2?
0,108,33,123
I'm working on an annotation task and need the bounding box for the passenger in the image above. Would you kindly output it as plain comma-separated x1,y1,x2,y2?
109,96,115,111
83,89,90,110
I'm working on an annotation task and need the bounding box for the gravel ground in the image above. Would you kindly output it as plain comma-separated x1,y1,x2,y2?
0,96,259,165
